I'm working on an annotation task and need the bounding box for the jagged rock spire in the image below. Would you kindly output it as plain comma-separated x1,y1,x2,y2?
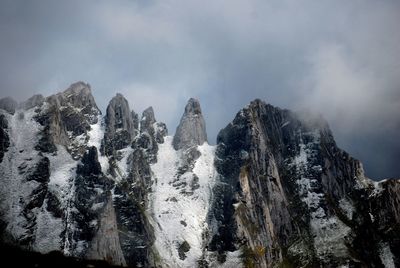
103,93,137,155
140,106,156,134
173,98,207,150
47,81,99,112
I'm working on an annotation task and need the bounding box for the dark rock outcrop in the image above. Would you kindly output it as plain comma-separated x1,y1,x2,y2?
0,114,9,163
112,107,167,267
68,147,114,257
103,94,137,156
135,107,167,163
34,82,100,157
173,98,207,150
21,156,51,246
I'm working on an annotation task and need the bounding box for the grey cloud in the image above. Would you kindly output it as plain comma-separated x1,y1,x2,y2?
0,0,399,179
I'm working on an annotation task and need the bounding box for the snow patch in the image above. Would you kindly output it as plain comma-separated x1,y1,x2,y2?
205,250,243,268
33,202,64,253
114,147,134,182
150,136,217,267
0,108,44,240
339,198,354,220
379,242,395,268
87,116,109,174
47,145,76,188
293,130,351,260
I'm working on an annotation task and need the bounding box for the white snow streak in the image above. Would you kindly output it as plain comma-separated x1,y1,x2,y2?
0,109,42,241
293,131,350,260
379,242,395,268
339,198,354,220
87,116,109,174
150,136,216,267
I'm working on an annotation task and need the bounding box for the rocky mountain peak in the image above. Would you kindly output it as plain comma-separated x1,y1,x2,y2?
20,94,44,110
103,93,137,155
140,106,156,133
173,98,207,150
58,81,98,111
184,98,202,115
63,81,92,96
0,97,18,114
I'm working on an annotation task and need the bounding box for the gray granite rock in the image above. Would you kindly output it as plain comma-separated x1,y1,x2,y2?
140,106,156,134
173,98,207,150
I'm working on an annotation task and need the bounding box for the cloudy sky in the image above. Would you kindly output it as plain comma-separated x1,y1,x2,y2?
0,0,399,179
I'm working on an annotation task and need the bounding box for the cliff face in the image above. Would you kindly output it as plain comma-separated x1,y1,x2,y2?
103,93,137,156
0,84,399,268
208,99,399,267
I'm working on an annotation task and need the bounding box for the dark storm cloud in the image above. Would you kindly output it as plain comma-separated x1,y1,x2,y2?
0,0,399,179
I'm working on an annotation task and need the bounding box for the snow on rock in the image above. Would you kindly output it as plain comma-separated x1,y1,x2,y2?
32,202,64,253
379,242,395,268
0,108,43,241
47,145,76,189
87,115,109,174
293,130,351,260
206,250,243,268
33,144,77,253
150,136,217,267
339,198,355,220
114,147,134,182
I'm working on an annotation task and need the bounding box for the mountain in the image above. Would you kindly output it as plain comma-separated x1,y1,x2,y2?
0,82,399,268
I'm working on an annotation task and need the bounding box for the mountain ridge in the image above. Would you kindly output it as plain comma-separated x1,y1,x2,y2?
0,81,398,267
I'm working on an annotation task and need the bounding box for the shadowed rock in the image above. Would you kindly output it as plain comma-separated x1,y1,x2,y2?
208,99,400,267
0,114,9,163
34,82,101,156
103,93,137,155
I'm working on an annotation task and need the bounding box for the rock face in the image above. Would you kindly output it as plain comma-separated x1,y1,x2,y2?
67,147,112,255
207,99,400,267
0,114,9,163
34,81,101,156
173,98,207,150
103,93,137,156
0,85,399,268
86,196,126,266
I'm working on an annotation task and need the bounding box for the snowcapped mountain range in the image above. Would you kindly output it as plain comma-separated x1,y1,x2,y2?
0,82,399,267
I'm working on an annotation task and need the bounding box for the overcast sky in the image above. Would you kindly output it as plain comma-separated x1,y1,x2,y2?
0,0,399,179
